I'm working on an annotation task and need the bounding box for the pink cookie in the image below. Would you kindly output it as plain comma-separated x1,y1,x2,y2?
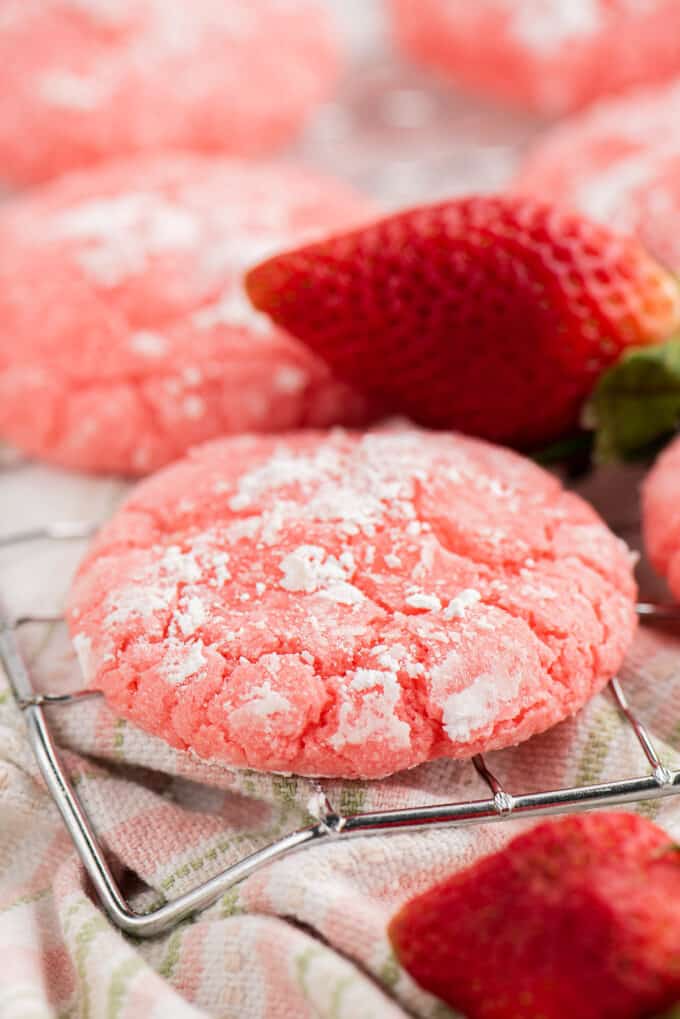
68,428,638,779
643,436,680,599
389,0,680,116
0,155,375,476
0,0,340,187
515,82,680,271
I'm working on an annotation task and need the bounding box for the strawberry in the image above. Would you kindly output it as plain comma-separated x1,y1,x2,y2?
246,196,680,448
388,813,680,1019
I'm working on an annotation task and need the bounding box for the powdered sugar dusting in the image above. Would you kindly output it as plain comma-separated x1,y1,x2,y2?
54,192,200,286
38,71,109,110
176,596,206,637
274,366,307,394
192,288,273,336
227,435,420,539
129,331,168,357
106,583,171,624
182,395,205,419
509,0,602,55
161,545,202,584
229,447,334,511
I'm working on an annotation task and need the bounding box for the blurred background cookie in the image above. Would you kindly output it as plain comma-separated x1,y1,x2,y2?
516,81,680,272
0,154,375,475
644,436,680,600
389,0,680,116
0,0,341,187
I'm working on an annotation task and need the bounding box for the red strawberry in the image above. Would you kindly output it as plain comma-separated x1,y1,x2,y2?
388,813,680,1019
246,196,680,448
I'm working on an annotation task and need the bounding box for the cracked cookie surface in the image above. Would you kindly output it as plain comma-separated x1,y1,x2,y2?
68,429,638,778
0,155,374,476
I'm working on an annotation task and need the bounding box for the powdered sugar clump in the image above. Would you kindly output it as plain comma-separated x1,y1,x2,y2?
330,669,411,751
405,591,442,612
129,331,169,357
176,596,207,637
241,680,292,719
441,667,524,743
279,545,364,605
161,639,207,685
443,589,481,619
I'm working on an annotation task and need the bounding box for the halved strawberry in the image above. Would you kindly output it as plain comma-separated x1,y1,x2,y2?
246,196,680,448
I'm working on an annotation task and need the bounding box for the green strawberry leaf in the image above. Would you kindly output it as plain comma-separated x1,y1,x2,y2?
531,432,594,475
653,1007,680,1019
587,337,680,462
532,432,593,466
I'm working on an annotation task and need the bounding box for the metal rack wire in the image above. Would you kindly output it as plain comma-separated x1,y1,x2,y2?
1,519,680,939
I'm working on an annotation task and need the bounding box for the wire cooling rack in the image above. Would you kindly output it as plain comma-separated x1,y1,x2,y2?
2,520,680,939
